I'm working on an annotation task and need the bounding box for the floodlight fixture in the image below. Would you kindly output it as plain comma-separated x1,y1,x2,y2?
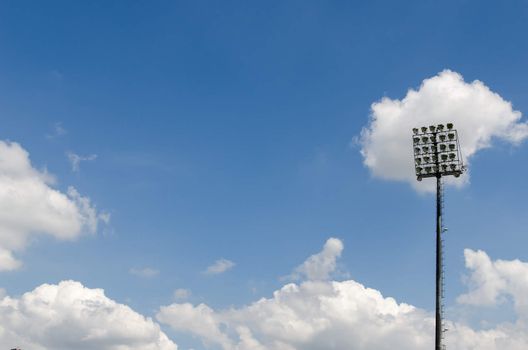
412,125,464,181
411,123,465,350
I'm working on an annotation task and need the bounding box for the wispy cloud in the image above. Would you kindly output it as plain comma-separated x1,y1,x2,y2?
67,152,97,172
129,267,160,278
204,258,235,275
46,122,67,139
98,212,111,224
173,288,191,301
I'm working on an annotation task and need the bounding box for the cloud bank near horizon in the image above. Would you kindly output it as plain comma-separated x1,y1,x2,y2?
0,236,526,349
157,238,528,350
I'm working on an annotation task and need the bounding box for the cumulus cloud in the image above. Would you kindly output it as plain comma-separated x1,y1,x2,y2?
158,239,528,350
446,249,528,350
158,238,432,350
289,237,343,281
158,280,433,350
204,258,235,275
458,249,528,316
158,302,234,349
0,280,177,350
359,70,528,192
0,141,106,271
67,151,97,172
130,267,160,278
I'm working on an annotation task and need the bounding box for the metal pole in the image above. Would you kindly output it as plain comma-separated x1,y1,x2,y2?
434,133,443,350
435,174,443,350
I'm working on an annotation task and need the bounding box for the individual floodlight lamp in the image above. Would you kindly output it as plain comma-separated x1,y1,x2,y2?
411,123,465,350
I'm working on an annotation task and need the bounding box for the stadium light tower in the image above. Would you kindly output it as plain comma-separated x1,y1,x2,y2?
412,123,465,350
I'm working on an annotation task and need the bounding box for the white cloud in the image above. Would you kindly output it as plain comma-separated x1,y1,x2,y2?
130,267,160,278
445,248,528,350
159,238,432,350
0,280,177,350
0,141,106,271
158,239,528,350
158,302,234,349
205,258,235,275
458,249,528,316
67,151,97,172
359,70,528,192
66,186,100,233
290,237,343,281
173,288,191,301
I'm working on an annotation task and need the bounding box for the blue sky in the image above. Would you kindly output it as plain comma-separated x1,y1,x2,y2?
1,1,528,349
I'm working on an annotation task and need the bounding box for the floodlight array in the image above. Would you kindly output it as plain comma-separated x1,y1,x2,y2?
412,123,464,180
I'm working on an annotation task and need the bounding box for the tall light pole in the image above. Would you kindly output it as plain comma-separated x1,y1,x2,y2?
412,123,464,350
